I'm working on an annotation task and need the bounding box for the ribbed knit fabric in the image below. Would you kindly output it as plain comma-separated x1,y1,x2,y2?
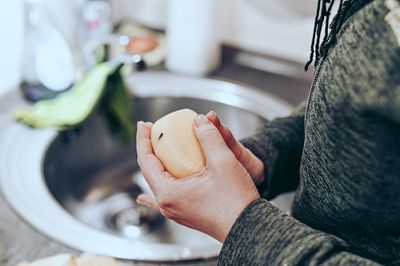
219,0,400,265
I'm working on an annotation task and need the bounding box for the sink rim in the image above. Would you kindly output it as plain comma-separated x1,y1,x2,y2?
0,71,292,261
128,72,292,120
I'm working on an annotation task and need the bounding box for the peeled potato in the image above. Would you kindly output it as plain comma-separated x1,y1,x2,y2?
17,254,77,266
17,255,118,266
76,256,118,266
151,109,205,178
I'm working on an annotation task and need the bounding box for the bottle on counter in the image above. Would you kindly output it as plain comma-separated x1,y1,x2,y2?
166,0,221,76
20,0,113,102
81,0,113,42
21,0,77,102
0,0,24,95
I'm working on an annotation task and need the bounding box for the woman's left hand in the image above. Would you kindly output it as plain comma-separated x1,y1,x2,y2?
136,114,260,243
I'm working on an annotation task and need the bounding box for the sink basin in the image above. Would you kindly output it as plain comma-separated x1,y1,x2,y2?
0,72,292,263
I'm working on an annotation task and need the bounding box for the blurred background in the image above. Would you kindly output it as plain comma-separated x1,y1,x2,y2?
0,1,317,265
0,0,316,97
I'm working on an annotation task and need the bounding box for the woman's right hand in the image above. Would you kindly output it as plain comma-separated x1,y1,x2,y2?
206,111,265,185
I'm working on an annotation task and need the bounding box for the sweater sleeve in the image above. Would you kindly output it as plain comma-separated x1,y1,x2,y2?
241,103,305,200
218,199,382,266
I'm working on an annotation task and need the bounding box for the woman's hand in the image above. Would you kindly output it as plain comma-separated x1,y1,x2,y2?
136,114,260,242
205,111,265,185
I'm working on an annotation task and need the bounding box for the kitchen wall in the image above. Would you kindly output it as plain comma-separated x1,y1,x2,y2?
0,0,317,95
0,1,24,96
112,0,317,64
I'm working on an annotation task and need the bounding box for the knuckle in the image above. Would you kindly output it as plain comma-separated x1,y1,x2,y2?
239,147,249,164
162,171,171,179
214,151,235,166
224,126,234,140
213,156,225,166
198,124,218,139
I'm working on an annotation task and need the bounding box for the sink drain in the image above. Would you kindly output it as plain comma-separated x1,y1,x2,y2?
105,194,163,238
66,180,163,239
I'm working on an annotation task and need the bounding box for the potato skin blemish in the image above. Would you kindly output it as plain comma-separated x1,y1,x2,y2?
158,133,164,141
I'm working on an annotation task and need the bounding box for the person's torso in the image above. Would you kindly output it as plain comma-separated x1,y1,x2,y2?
291,0,400,263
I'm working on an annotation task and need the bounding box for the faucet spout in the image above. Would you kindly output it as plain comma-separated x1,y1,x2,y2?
82,34,146,72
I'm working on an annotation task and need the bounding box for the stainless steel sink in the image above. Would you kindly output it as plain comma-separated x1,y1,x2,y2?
0,72,292,263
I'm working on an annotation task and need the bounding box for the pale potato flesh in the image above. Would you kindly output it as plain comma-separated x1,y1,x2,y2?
17,254,118,266
16,254,77,266
151,109,206,178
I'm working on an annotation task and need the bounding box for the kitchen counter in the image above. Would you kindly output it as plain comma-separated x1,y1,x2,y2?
0,65,310,266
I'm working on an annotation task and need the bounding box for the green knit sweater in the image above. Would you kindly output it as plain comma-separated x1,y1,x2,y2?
219,0,400,265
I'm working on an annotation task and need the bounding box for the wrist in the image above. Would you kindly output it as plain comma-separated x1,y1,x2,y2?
213,193,260,243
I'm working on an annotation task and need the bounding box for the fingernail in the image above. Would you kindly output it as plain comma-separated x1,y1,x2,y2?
211,110,221,124
195,114,208,127
206,110,216,118
137,121,144,127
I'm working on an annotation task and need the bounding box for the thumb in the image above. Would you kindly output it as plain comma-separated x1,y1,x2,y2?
194,114,231,166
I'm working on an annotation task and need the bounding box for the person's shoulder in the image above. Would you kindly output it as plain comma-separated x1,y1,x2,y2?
356,0,400,51
348,0,400,76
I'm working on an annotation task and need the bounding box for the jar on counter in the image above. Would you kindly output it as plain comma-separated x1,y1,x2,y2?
166,0,221,76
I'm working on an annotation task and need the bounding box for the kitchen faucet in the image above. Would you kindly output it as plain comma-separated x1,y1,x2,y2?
82,34,147,73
